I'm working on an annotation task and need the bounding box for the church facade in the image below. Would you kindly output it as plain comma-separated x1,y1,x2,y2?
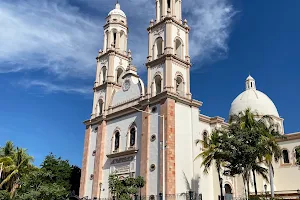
79,1,300,200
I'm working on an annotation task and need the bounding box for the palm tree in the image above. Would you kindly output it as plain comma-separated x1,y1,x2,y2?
0,147,34,198
0,141,15,157
195,129,228,200
229,109,274,196
135,176,145,200
257,118,282,198
229,108,283,197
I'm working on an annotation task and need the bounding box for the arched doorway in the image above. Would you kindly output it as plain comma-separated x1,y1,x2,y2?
225,184,233,200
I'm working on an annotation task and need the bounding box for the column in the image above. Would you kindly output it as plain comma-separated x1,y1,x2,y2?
107,31,111,50
185,29,190,62
179,0,182,21
172,0,175,18
156,0,159,22
165,57,173,91
165,19,173,54
116,31,120,50
148,29,153,61
162,0,166,18
103,31,107,52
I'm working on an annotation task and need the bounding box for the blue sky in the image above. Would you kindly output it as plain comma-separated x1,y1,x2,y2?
0,0,299,167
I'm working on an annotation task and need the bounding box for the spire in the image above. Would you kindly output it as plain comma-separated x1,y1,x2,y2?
245,75,256,90
115,0,120,9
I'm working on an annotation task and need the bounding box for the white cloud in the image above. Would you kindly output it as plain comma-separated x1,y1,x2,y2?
19,80,91,95
0,0,101,77
182,0,237,64
0,0,236,93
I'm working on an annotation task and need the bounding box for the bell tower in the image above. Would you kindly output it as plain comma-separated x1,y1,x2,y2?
92,2,131,118
147,0,191,99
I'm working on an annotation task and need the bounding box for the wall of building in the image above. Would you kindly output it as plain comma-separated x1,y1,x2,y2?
197,119,215,200
148,104,161,195
100,112,142,198
175,102,194,194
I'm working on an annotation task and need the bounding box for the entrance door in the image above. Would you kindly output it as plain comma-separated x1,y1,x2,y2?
225,184,233,200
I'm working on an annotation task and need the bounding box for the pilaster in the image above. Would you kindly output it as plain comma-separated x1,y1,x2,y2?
79,125,92,198
140,106,150,196
92,121,107,199
107,52,115,82
159,98,176,195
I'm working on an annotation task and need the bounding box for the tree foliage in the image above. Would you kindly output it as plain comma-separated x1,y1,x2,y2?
0,142,81,200
196,108,283,198
296,147,300,166
108,174,145,200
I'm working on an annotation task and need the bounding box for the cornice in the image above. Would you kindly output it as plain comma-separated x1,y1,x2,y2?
106,149,138,158
277,132,300,142
199,114,228,126
97,49,130,61
146,54,191,68
83,91,203,126
103,22,128,30
147,16,189,32
93,82,121,92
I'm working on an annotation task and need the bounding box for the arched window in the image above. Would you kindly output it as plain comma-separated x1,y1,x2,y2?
159,0,163,20
129,127,136,147
98,99,104,116
175,0,180,18
155,75,162,95
116,68,124,84
167,0,171,9
154,37,164,60
113,31,117,48
102,67,107,83
175,75,184,95
114,131,120,151
225,184,232,194
203,131,208,148
282,150,290,164
175,39,183,59
105,31,109,50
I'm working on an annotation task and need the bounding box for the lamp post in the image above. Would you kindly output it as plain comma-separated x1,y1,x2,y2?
131,107,165,200
264,184,267,199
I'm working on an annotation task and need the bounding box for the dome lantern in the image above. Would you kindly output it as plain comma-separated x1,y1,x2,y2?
245,75,256,90
108,1,126,18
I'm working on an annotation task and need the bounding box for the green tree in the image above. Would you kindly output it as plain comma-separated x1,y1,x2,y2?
14,169,69,200
108,174,145,200
226,109,282,198
0,190,10,200
0,144,34,199
41,153,72,191
135,176,145,200
69,166,81,195
296,147,300,166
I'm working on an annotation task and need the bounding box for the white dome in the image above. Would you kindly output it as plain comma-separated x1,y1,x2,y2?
229,76,279,117
108,3,126,18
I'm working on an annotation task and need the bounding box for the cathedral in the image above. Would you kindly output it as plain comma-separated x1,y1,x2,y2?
79,1,300,199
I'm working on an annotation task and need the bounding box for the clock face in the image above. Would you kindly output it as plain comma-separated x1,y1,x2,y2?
122,79,130,91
